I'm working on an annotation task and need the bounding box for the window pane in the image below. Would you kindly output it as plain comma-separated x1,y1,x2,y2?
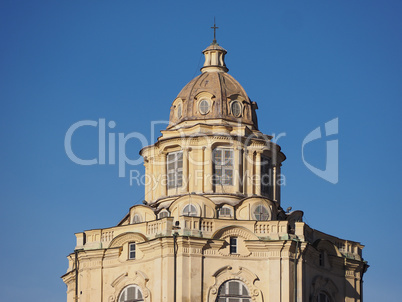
167,161,175,170
133,215,141,223
177,158,183,169
214,149,222,165
217,280,251,301
228,281,240,295
183,204,197,216
214,148,233,186
177,175,183,187
230,237,237,254
218,284,226,296
167,151,183,188
231,101,241,117
127,287,136,300
199,99,209,114
119,285,144,302
223,169,233,185
159,211,168,218
221,207,231,216
230,237,237,245
224,150,233,166
254,205,269,221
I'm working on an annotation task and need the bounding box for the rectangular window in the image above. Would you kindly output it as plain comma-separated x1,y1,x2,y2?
229,237,237,254
167,151,183,189
319,251,324,266
129,242,136,259
261,156,272,197
213,148,233,186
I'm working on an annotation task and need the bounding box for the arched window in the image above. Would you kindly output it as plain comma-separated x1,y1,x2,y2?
316,291,331,302
220,206,233,218
158,210,170,219
216,279,251,301
132,214,142,224
253,205,269,221
182,204,197,216
119,284,144,302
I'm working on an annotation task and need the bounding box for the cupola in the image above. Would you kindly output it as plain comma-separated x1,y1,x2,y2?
168,40,259,130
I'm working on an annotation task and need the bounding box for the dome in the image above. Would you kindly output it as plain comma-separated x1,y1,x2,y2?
168,42,259,130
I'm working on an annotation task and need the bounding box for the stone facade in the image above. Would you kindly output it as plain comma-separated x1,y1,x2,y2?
62,39,368,302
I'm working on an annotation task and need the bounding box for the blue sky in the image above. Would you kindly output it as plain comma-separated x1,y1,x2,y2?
0,0,401,301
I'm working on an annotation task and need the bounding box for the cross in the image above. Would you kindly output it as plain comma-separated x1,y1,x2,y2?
211,17,218,44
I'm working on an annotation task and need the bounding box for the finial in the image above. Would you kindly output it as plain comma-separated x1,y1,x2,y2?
211,17,219,45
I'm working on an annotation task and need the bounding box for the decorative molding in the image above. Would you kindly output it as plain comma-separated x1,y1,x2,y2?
108,232,147,248
310,275,338,302
109,270,151,302
207,266,262,302
213,226,259,241
111,272,128,288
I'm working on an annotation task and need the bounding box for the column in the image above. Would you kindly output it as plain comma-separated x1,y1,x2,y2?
181,148,189,194
242,149,248,195
204,146,213,193
144,157,154,201
201,147,206,193
234,146,242,194
276,165,282,203
255,151,262,196
272,165,277,201
246,150,254,195
187,147,193,193
160,152,167,197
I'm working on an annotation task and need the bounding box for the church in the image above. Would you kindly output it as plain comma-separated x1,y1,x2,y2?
62,31,368,302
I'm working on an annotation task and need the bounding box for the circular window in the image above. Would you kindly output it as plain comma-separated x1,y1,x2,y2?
177,104,182,118
231,101,242,117
254,205,269,221
198,99,210,115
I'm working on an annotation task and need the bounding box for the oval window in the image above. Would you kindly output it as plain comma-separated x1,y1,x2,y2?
231,101,242,117
199,99,210,115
